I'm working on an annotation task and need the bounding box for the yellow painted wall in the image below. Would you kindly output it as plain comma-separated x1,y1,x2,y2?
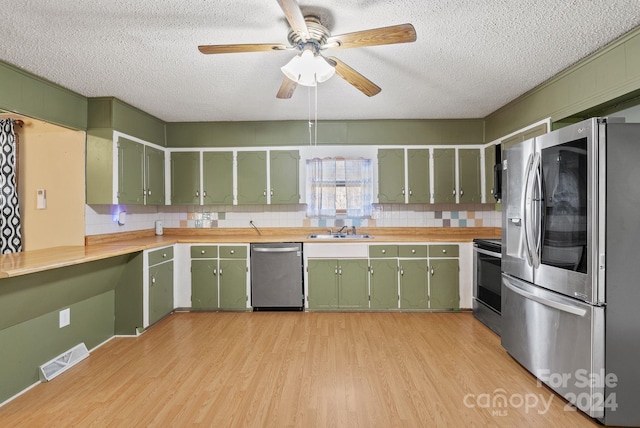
9,115,86,250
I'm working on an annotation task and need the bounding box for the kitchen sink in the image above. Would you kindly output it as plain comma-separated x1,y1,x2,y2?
307,234,373,239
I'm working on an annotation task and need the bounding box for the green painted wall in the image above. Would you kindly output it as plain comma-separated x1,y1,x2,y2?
485,27,640,141
166,119,485,148
87,97,166,147
0,254,142,404
0,61,87,130
0,291,114,404
0,256,129,331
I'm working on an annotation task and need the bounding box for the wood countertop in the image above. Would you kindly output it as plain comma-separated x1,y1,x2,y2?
0,227,500,278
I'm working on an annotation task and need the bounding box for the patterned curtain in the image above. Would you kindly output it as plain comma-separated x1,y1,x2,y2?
0,119,22,253
345,158,373,218
306,157,372,218
306,158,337,218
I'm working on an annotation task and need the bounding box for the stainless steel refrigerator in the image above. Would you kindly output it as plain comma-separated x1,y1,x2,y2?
501,117,640,426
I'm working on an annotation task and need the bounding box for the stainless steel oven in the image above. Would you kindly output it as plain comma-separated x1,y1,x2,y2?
473,238,501,335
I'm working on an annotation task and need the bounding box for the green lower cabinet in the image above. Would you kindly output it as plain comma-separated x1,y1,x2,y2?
219,259,248,309
307,259,369,309
307,259,339,309
369,259,399,309
149,261,174,325
191,259,218,310
399,259,429,309
337,259,369,309
429,259,460,310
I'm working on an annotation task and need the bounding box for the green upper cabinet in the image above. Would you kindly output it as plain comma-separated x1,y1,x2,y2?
378,149,405,203
432,149,456,203
270,150,300,204
88,134,165,205
117,137,145,204
237,150,299,205
484,145,496,203
407,149,430,203
457,149,482,203
203,151,233,205
171,152,200,205
145,145,166,205
237,151,268,205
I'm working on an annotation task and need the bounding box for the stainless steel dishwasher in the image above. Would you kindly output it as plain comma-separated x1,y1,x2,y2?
250,243,303,311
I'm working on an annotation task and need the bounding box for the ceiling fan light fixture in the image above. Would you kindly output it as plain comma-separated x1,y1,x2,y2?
281,49,335,87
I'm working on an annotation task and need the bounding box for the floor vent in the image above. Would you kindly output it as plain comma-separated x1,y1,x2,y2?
39,343,89,382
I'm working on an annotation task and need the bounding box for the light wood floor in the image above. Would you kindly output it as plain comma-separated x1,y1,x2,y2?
0,312,601,427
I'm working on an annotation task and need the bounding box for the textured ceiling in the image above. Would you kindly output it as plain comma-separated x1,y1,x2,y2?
1,0,639,122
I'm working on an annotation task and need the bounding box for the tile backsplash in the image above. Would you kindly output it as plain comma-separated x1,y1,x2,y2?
85,204,501,236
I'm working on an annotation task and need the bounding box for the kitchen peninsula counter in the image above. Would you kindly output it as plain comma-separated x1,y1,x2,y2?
0,227,500,278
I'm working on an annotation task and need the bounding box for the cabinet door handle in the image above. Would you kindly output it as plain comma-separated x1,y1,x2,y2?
270,189,274,196
335,268,338,275
143,189,147,196
203,190,207,197
151,276,156,285
401,187,405,195
263,189,267,196
219,268,223,276
370,267,374,275
430,267,434,276
338,268,342,275
213,268,217,275
400,268,404,276
452,189,456,196
147,189,152,196
409,188,412,196
460,188,464,196
195,190,200,197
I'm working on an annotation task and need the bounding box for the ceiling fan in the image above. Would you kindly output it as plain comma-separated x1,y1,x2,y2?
198,0,417,99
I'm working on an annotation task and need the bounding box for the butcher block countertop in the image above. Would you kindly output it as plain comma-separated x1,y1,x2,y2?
0,227,500,278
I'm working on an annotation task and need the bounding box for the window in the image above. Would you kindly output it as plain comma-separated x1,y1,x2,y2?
306,157,373,218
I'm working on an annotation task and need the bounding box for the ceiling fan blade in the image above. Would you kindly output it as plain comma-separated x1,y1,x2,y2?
277,77,298,99
326,23,416,50
275,0,309,40
198,43,288,54
326,57,381,97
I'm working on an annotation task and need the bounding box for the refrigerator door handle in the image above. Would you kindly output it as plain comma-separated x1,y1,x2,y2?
503,277,587,317
522,153,535,267
529,152,542,268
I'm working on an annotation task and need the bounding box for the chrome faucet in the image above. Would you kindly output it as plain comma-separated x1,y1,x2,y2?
337,225,348,235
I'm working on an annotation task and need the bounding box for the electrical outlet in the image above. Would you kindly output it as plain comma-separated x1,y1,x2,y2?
59,308,70,328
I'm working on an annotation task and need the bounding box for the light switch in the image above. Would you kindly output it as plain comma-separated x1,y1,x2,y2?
59,308,70,328
37,189,46,209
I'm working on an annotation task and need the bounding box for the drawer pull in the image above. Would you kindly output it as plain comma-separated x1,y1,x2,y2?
230,250,235,254
162,253,167,258
201,250,206,254
442,249,447,254
381,249,386,254
411,249,416,254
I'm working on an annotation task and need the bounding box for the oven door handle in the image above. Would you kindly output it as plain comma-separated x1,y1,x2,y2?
503,278,587,317
474,247,501,259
